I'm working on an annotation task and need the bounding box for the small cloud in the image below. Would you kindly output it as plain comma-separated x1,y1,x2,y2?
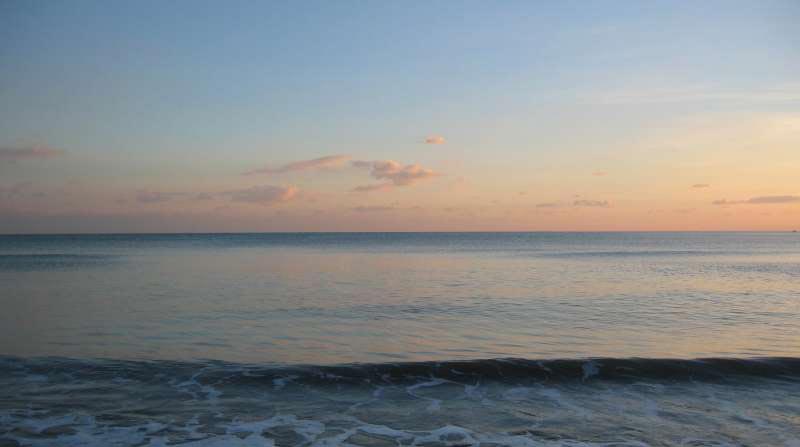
713,195,800,205
351,183,394,193
0,144,65,161
136,191,177,203
243,155,350,175
536,202,559,208
0,182,32,199
692,183,711,188
746,195,800,204
227,185,298,205
135,190,216,204
574,199,610,207
592,171,607,177
351,205,396,213
351,159,439,192
424,135,446,145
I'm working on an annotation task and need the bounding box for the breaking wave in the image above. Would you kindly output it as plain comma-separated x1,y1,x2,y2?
1,356,799,446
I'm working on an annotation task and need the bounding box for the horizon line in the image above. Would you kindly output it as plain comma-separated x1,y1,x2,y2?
1,230,798,236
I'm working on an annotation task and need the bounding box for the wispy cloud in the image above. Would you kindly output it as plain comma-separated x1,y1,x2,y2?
227,185,298,205
424,135,446,145
747,195,800,204
136,191,178,203
133,186,298,206
243,155,350,175
0,182,33,199
574,199,610,207
593,85,800,105
692,184,711,188
351,183,394,193
0,145,65,161
592,171,607,177
351,159,439,192
351,205,396,213
713,195,800,205
135,190,213,203
536,202,559,208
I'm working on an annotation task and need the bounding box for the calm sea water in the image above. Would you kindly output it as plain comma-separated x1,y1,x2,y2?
1,232,799,446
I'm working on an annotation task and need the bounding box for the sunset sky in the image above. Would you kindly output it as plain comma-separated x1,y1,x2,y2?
1,0,799,232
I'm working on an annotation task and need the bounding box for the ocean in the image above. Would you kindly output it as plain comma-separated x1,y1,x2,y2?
0,232,798,446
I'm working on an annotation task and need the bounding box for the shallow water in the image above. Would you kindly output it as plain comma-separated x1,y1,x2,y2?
1,232,799,446
1,357,799,446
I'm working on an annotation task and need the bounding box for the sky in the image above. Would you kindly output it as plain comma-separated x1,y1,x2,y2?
1,0,799,233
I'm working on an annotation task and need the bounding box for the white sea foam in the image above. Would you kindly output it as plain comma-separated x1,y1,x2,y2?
581,361,600,380
2,357,798,447
272,374,298,390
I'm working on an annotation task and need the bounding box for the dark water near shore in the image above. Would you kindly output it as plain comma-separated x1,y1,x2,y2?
1,233,799,446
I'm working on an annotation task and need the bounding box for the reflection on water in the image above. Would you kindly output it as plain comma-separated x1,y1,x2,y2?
1,232,798,363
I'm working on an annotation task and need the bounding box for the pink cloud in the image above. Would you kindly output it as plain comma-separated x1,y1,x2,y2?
228,185,298,205
424,135,446,145
692,183,711,188
244,155,350,175
132,186,298,206
351,159,439,192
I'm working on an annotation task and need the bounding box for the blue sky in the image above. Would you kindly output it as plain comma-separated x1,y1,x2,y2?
1,0,799,232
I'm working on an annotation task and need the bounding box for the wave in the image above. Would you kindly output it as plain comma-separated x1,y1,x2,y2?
3,356,799,446
4,356,799,386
